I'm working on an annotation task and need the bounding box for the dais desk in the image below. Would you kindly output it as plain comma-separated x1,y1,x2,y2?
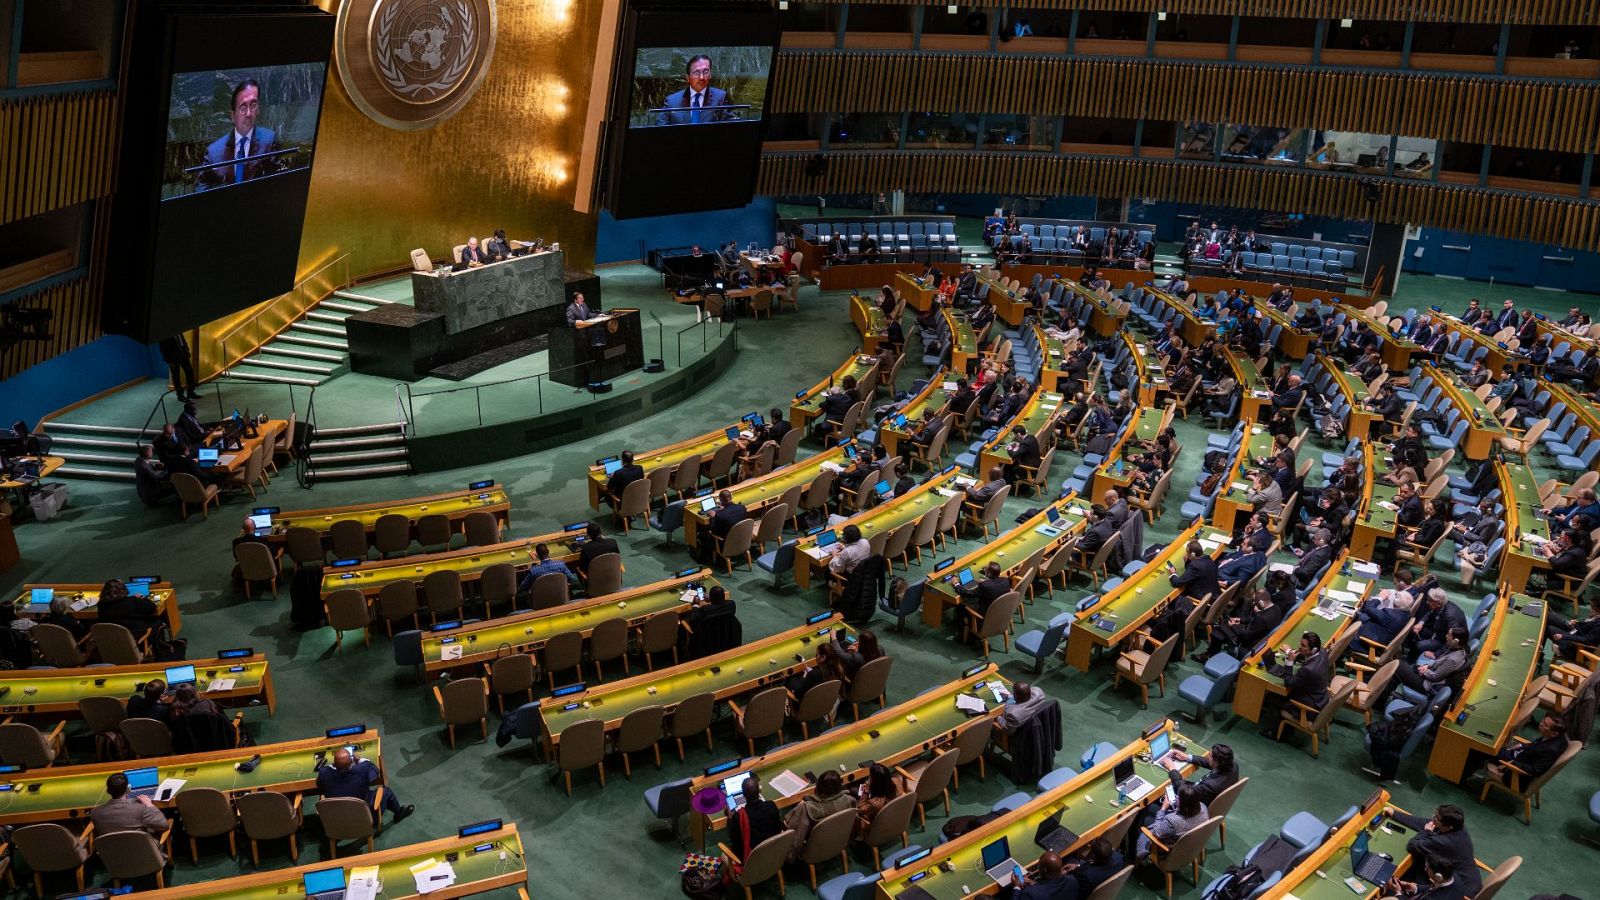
1066,523,1224,671
1233,560,1374,722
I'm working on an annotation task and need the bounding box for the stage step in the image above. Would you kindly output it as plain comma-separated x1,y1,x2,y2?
221,368,322,387
311,462,412,480
332,290,397,305
311,421,407,437
56,450,133,466
228,294,363,386
242,356,338,376
276,332,349,351
311,447,408,465
309,434,406,450
306,310,351,324
42,422,154,438
56,465,133,480
258,343,344,364
320,299,378,314
46,435,138,449
289,321,347,338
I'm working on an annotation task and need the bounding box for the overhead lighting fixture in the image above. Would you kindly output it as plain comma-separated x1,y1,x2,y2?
947,5,958,14
1157,11,1167,21
777,0,787,8
1339,18,1354,28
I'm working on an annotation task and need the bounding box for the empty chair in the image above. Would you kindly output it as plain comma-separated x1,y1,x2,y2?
90,622,145,665
589,616,630,680
96,829,171,888
77,696,126,759
31,622,86,667
557,717,607,795
1114,633,1180,708
668,691,716,760
120,717,175,758
12,822,92,897
479,562,517,615
433,676,489,748
373,514,412,557
323,588,372,649
235,790,303,867
900,748,959,828
585,552,624,596
375,580,421,636
488,653,536,712
234,541,280,597
791,679,841,739
0,721,66,768
423,570,465,622
174,787,238,863
636,610,681,670
1014,611,1074,674
328,519,370,561
415,513,454,551
284,527,325,570
730,685,787,755
462,511,501,547
1475,856,1522,900
846,655,892,719
1176,654,1242,722
171,472,220,520
542,630,585,690
615,705,665,778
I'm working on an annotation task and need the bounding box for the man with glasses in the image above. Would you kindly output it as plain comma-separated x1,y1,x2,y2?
655,55,736,125
199,79,278,189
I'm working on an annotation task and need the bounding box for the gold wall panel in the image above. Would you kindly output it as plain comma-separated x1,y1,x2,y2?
0,90,118,226
796,0,1600,26
772,52,1600,155
296,0,604,282
758,150,1600,251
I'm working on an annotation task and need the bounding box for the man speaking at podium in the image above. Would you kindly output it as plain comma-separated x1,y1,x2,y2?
198,79,278,189
565,292,594,327
655,55,735,125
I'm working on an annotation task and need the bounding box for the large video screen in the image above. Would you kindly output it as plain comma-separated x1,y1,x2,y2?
161,63,328,200
603,3,779,220
106,6,335,342
627,47,772,128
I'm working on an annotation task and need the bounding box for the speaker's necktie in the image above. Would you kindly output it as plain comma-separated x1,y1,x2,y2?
691,93,702,124
235,138,248,184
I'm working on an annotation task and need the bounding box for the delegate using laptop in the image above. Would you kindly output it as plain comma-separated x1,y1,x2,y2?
123,766,161,800
1112,757,1156,801
980,836,1023,887
1349,829,1397,885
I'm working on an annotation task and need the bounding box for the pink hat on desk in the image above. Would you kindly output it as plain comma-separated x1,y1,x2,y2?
692,786,727,816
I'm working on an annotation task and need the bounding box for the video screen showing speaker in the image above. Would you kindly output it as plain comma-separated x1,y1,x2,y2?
106,5,334,342
627,47,772,128
161,62,327,200
603,2,778,220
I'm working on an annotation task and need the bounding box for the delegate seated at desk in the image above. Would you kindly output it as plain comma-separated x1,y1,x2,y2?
92,773,170,836
317,747,415,822
459,237,489,268
517,543,575,594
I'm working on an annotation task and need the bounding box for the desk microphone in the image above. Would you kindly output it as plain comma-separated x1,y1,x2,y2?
1464,694,1497,712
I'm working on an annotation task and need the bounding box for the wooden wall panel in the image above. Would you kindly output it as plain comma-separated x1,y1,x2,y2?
799,0,1600,26
759,150,1600,251
772,52,1600,154
0,90,118,226
0,276,99,381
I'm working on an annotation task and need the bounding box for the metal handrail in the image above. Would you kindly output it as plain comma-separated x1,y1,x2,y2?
208,253,351,377
136,379,314,448
674,313,735,366
394,358,602,435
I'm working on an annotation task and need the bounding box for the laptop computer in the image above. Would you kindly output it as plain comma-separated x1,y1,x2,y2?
956,567,976,588
603,458,623,476
27,587,53,609
721,772,751,810
196,448,220,468
699,496,717,513
164,664,197,687
875,480,893,498
248,513,272,534
725,426,740,441
1034,810,1080,855
815,530,840,554
1147,730,1178,768
1112,758,1155,800
1349,830,1397,884
303,867,346,900
127,582,150,598
124,766,161,801
980,836,1022,886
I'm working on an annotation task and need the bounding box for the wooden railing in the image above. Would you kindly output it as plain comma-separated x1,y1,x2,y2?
789,0,1600,27
15,51,105,86
770,51,1600,155
198,253,351,379
758,150,1600,251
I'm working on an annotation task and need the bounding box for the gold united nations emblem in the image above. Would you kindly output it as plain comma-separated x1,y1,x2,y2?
335,0,496,131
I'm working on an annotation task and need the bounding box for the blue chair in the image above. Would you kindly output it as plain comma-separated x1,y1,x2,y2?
1280,811,1331,849
649,500,686,544
880,580,924,631
1176,653,1241,722
643,778,694,841
1556,440,1600,475
393,630,423,680
992,792,1032,814
1587,791,1600,844
1080,741,1118,770
817,871,881,900
1427,419,1468,452
1014,611,1074,674
1037,767,1076,792
755,540,797,589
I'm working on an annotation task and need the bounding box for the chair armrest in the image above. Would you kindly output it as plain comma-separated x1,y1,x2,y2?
229,711,246,744
158,823,175,851
1287,699,1319,720
431,685,446,715
717,842,742,866
893,764,917,784
77,821,94,851
43,720,67,747
371,786,385,813
725,699,744,719
1139,827,1170,853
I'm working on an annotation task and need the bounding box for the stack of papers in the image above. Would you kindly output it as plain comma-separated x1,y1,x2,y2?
1350,562,1381,577
955,694,987,714
439,645,464,661
69,598,93,612
770,770,810,797
158,777,187,796
206,678,236,692
347,867,381,900
1268,562,1297,574
411,859,457,895
1346,579,1370,593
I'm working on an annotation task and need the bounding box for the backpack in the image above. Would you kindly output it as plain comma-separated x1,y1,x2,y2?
1209,835,1297,899
941,811,1002,841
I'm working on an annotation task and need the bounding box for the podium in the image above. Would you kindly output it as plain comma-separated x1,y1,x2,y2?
549,308,644,386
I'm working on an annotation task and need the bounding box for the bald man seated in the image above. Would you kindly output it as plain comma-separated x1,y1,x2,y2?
1003,851,1078,899
316,747,414,822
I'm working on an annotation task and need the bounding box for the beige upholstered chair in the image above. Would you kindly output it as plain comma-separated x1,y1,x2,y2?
329,519,370,560
615,705,665,778
541,631,584,690
861,791,916,869
96,829,171,888
557,717,606,795
790,679,841,739
960,591,1021,658
799,807,855,890
1086,865,1136,900
234,541,279,598
375,580,420,636
846,656,893,719
317,795,380,857
1475,856,1522,900
0,721,66,768
668,691,716,760
1114,632,1180,708
1275,679,1358,756
31,622,86,667
719,829,794,900
373,514,412,557
410,248,433,272
463,511,501,547
171,472,219,520
636,611,681,670
433,677,489,749
1478,739,1582,823
90,622,145,665
12,822,92,897
588,617,629,680
174,787,237,863
235,791,303,867
479,562,517,616
1143,815,1223,896
120,718,174,758
729,685,786,755
423,570,465,622
897,748,958,828
585,552,623,596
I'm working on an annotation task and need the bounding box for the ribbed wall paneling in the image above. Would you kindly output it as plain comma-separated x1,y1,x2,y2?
773,52,1600,154
0,90,118,226
796,0,1600,26
0,275,99,380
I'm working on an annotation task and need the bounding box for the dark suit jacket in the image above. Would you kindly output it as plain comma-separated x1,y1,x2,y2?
198,126,278,188
1011,434,1041,468
577,537,619,574
460,244,487,265
1419,601,1467,645
726,797,783,855
1170,556,1220,601
655,86,734,125
1293,544,1334,588
1167,758,1239,806
709,503,748,540
605,464,644,500
1499,734,1567,775
1071,850,1125,893
1217,551,1266,583
820,391,854,421
1234,602,1285,650
1397,494,1425,528
98,594,161,638
1390,811,1481,897
565,302,593,326
1279,648,1331,709
1017,873,1079,900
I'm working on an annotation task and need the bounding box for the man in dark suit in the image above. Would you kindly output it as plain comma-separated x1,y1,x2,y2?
828,232,850,263
945,379,978,417
1385,804,1481,898
1004,426,1040,485
655,55,736,125
708,490,747,542
1293,530,1334,588
1482,298,1518,334
1260,631,1331,737
1485,715,1568,787
1003,851,1076,900
956,562,1012,614
176,402,207,445
1271,373,1305,411
576,523,619,577
158,333,200,400
1161,742,1239,805
153,422,206,482
197,79,278,190
1195,589,1283,662
1546,595,1600,661
1075,505,1118,556
1066,839,1123,894
1217,547,1267,585
603,450,644,508
982,382,1028,429
964,466,1007,509
565,292,595,327
459,237,488,267
1411,588,1467,656
1168,541,1220,602
97,579,161,641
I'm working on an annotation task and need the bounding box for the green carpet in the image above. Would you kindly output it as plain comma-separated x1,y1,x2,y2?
4,257,1594,900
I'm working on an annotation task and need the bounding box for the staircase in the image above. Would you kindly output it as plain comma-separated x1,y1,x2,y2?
222,291,395,386
40,422,150,480
303,421,412,482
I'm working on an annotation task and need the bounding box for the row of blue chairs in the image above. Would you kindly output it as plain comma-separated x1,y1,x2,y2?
802,221,958,243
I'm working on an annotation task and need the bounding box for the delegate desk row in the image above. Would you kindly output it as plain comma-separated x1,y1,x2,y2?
0,655,276,718
250,485,512,548
11,581,182,635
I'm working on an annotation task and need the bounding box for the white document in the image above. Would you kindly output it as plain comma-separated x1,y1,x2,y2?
1350,562,1381,576
439,645,464,661
411,860,456,895
1325,589,1360,605
1268,562,1297,574
158,777,187,796
205,678,236,692
955,694,987,714
217,454,239,467
1345,580,1369,594
69,598,93,612
769,770,810,797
